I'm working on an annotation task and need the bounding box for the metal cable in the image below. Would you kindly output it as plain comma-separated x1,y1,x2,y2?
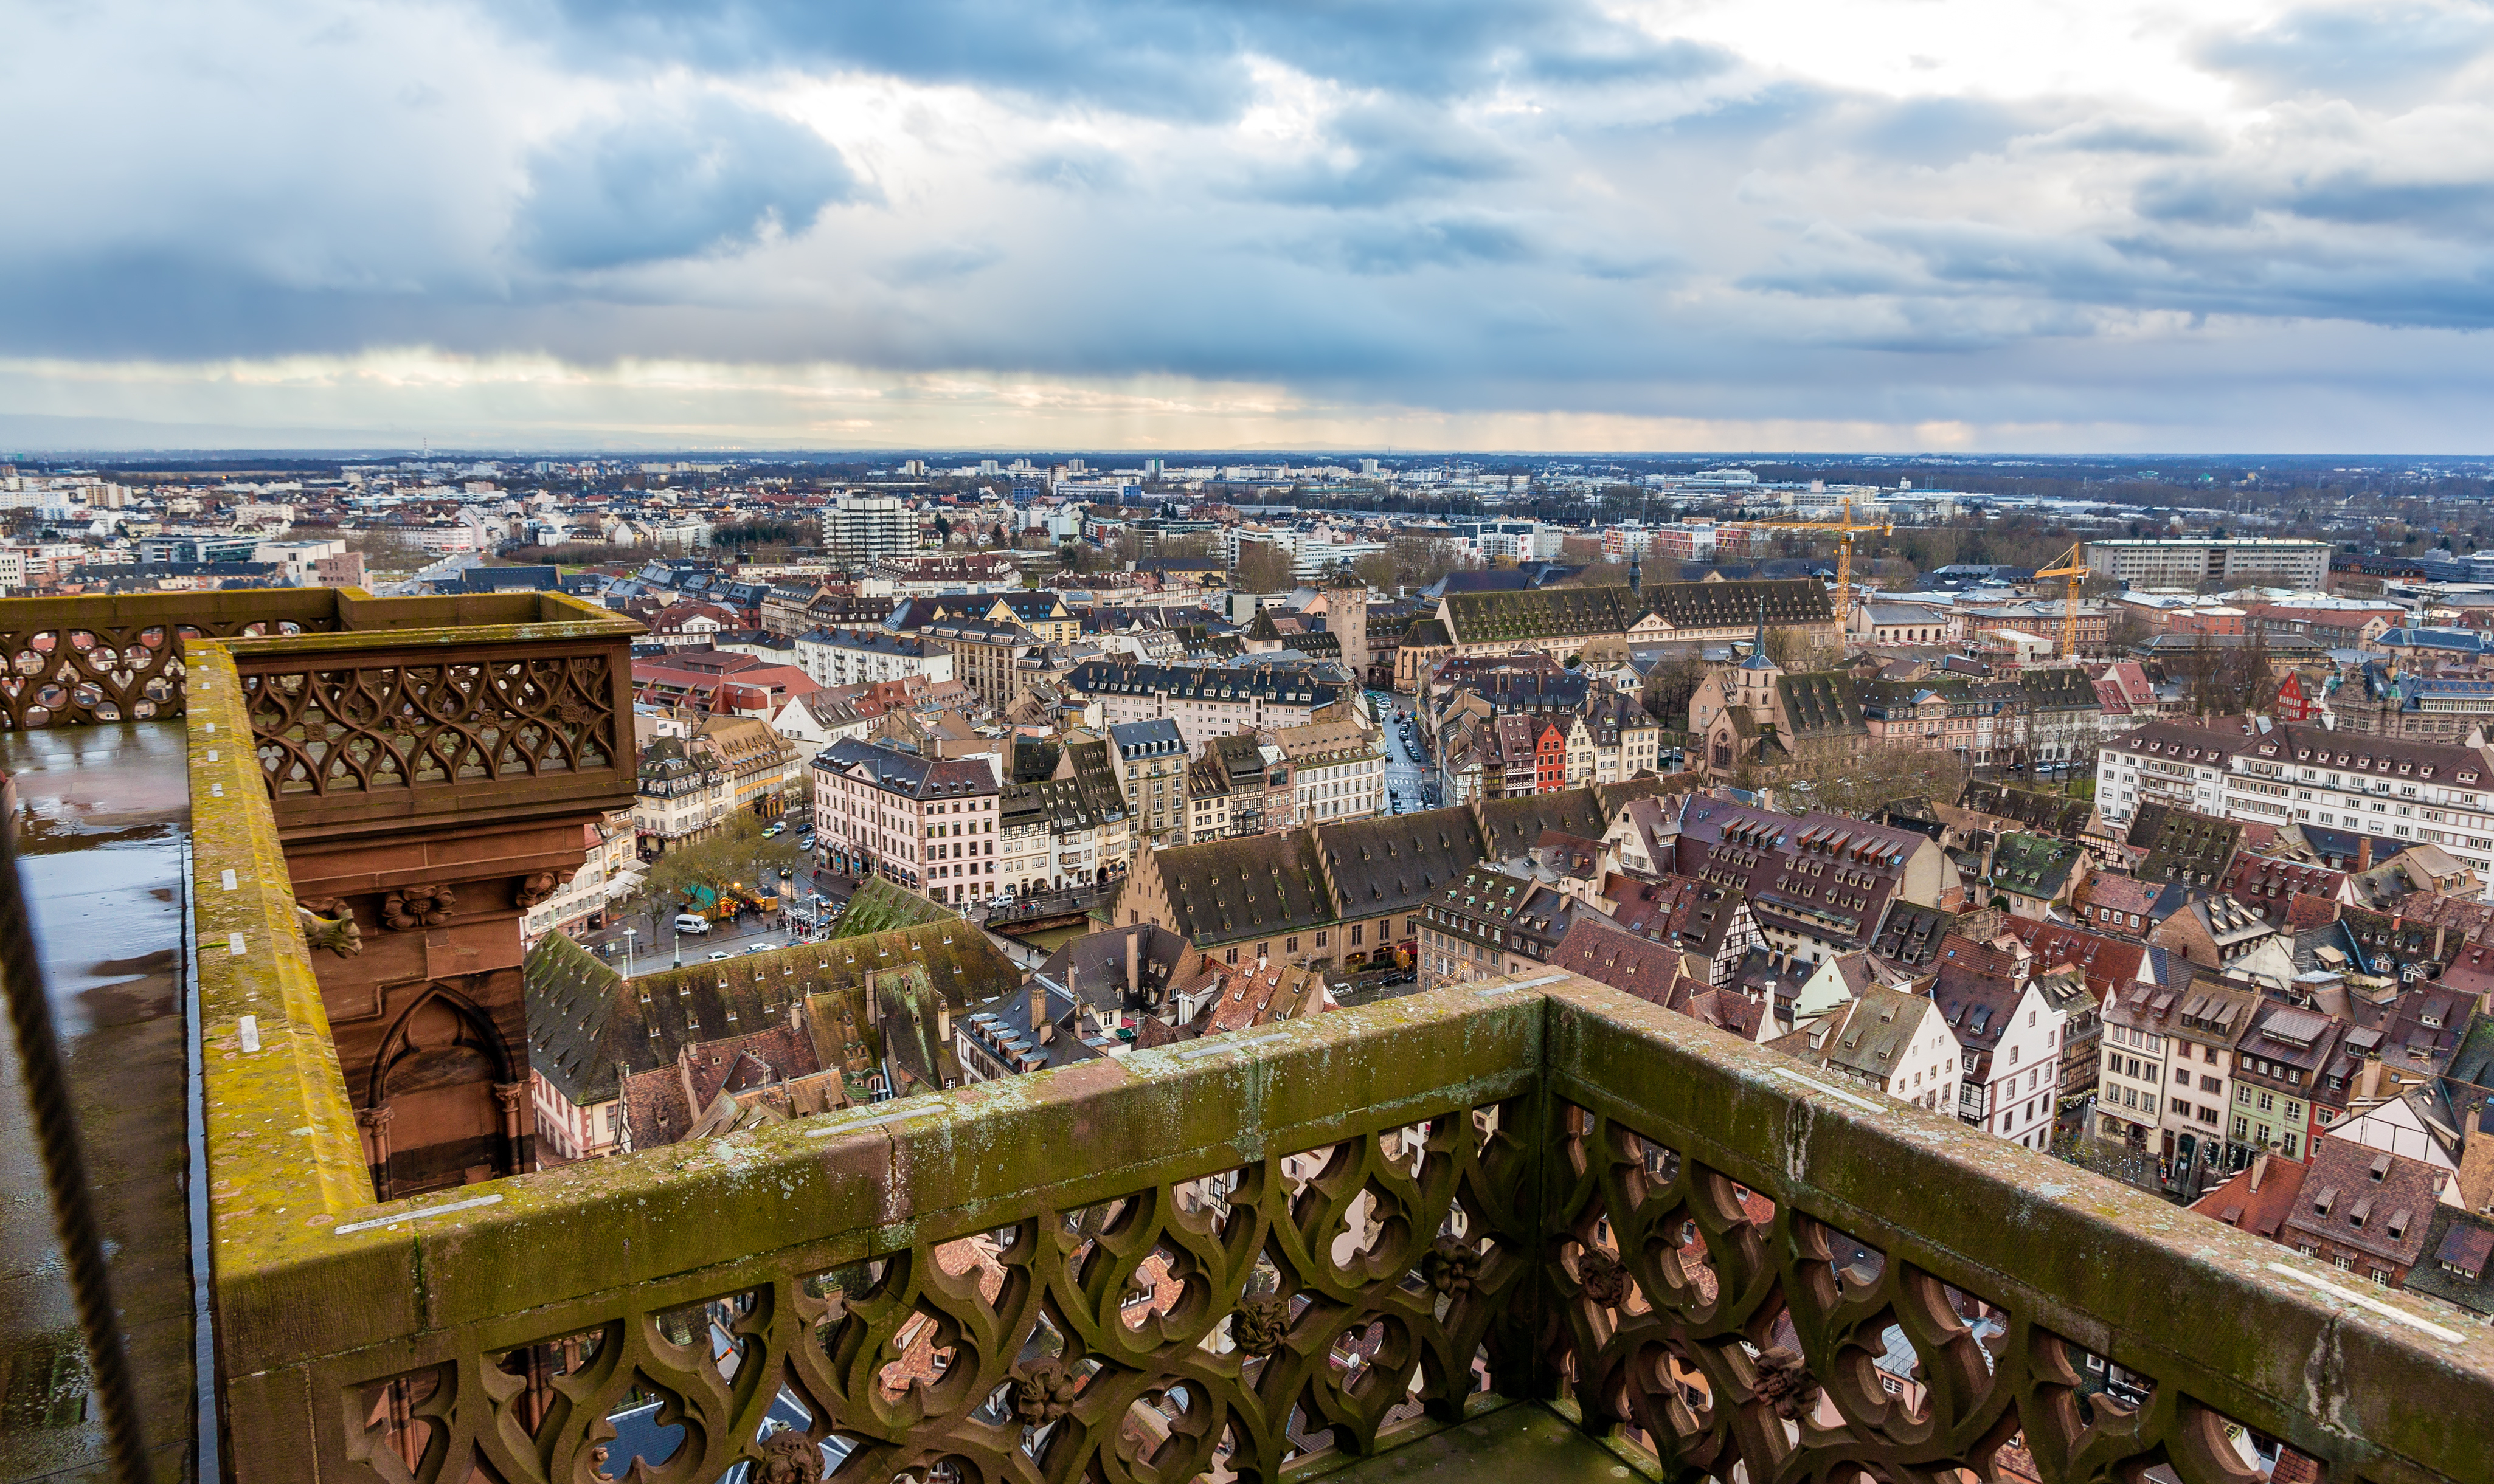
0,821,151,1480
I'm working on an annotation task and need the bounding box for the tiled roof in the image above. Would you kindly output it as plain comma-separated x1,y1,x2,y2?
1644,578,1833,631
1443,584,1649,644
1318,809,1488,917
1552,916,1700,1007
1957,781,2091,837
1145,830,1334,947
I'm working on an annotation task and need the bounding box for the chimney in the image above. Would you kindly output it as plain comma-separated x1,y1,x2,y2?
2358,835,2374,873
937,1003,952,1046
2248,1153,2269,1193
1126,931,1141,1001
1029,977,1046,1039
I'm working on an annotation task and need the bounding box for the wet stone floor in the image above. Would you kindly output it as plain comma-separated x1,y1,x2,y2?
0,725,194,1483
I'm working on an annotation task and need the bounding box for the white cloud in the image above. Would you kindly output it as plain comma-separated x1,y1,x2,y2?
4,0,2494,448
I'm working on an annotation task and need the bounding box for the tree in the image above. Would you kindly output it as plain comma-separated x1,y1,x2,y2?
1235,540,1297,593
2104,605,2152,654
1390,534,1463,589
1764,626,1832,670
1641,653,1711,727
643,813,805,906
1058,538,1097,576
1782,742,1968,819
1351,551,1399,593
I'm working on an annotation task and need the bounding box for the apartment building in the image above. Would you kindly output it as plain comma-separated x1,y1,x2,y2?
2098,720,2494,885
812,740,1002,905
1568,689,1661,786
793,628,955,690
1274,719,1384,827
1417,865,1581,991
926,618,1041,714
2097,976,2261,1193
632,737,731,848
1928,936,2077,1151
2083,538,2330,590
2226,1003,2350,1164
1065,661,1346,750
1109,719,1190,848
820,491,921,565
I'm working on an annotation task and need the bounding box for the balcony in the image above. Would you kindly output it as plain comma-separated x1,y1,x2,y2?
4,589,2489,1484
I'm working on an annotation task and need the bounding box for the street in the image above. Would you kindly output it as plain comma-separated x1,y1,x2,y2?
568,870,859,973
1369,689,1435,815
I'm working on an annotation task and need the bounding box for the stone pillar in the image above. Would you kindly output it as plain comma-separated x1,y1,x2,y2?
287,819,595,1197
356,1105,395,1203
494,1080,531,1176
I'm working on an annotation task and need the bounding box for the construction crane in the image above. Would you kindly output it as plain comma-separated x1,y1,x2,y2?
1726,495,1894,625
2034,542,2088,658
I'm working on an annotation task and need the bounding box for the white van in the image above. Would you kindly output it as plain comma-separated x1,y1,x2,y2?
674,913,712,935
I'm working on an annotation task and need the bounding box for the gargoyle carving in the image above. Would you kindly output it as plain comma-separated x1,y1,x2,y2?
514,872,561,909
753,1429,823,1483
1754,1344,1822,1421
295,899,362,958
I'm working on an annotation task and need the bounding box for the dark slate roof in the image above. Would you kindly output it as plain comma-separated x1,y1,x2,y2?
1146,830,1335,947
1959,781,2093,837
2403,1207,2494,1316
1478,787,1607,858
1645,578,1832,629
1871,900,1956,967
1775,672,1866,739
1444,584,1647,643
1318,807,1488,917
2127,804,2243,886
1989,833,2082,900
1553,916,1697,1005
521,921,1017,1108
1032,923,1193,1016
1065,660,1339,708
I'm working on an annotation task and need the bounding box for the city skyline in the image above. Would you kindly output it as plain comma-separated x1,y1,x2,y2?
9,1,2494,452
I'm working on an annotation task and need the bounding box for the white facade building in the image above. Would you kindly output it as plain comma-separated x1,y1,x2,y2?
793,628,956,689
2096,720,2494,886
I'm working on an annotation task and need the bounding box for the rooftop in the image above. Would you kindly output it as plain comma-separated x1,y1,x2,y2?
1,585,2485,1484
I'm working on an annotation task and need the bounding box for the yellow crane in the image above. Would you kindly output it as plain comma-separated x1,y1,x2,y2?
1727,494,1895,627
2034,542,2088,658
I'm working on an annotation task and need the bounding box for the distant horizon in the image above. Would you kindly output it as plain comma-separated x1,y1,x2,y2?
8,444,2489,468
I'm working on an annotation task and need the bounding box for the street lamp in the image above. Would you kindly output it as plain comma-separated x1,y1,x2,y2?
622,927,635,980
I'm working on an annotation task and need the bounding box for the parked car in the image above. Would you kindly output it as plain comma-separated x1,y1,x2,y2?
674,913,712,935
708,950,731,961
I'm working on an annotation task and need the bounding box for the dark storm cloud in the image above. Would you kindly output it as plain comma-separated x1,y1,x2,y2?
516,97,857,271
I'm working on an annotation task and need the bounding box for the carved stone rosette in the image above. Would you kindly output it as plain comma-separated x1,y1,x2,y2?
381,885,456,931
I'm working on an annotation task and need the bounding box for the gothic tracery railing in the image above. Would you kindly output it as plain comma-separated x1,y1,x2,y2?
241,651,618,798
338,1099,1543,1484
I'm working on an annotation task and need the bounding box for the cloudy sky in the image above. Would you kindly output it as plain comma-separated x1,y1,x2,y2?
6,0,2494,452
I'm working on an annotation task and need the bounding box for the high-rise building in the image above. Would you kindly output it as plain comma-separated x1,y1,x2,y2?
820,491,920,567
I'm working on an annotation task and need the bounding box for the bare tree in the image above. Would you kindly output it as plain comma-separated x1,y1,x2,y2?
1782,742,1968,818
1234,541,1297,592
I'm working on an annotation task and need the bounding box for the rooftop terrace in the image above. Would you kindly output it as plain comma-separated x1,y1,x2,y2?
0,587,2487,1484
